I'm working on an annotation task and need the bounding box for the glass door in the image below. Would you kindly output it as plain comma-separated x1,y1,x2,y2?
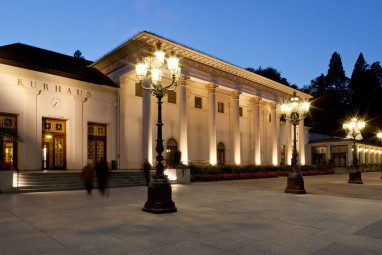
42,119,67,170
88,123,107,165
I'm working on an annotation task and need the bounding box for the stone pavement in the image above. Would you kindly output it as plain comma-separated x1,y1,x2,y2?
1,173,382,254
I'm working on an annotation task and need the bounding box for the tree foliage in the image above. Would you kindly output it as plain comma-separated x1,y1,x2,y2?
304,52,382,142
73,50,85,60
0,127,23,142
246,66,297,88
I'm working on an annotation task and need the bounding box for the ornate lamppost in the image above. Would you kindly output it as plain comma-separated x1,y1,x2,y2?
343,118,365,184
135,42,181,213
281,91,310,194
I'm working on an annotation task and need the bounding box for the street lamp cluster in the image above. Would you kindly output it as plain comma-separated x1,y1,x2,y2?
281,91,310,194
136,42,181,214
343,118,366,184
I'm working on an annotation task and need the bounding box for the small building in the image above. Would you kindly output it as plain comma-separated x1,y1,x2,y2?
309,137,382,171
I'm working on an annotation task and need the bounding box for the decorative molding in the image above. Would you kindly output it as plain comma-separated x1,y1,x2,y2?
231,90,242,100
270,102,278,110
249,96,262,105
205,83,219,94
96,32,312,100
179,74,190,86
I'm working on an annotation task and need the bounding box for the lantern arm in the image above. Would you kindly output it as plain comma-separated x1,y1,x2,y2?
164,77,177,90
138,80,156,93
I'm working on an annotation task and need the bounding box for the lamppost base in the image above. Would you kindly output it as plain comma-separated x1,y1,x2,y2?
348,171,363,184
285,171,306,194
142,179,177,214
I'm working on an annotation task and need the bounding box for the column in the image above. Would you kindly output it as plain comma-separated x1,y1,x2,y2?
231,90,242,165
24,88,41,170
142,79,152,164
285,120,292,165
299,118,306,165
347,143,353,167
179,74,190,164
206,82,219,165
326,145,331,165
250,96,262,165
271,103,278,165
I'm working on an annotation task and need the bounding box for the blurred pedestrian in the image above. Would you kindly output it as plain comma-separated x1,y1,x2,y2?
143,158,151,186
95,159,109,196
82,160,95,197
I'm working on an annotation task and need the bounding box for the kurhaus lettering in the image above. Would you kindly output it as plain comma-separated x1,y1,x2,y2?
17,78,92,98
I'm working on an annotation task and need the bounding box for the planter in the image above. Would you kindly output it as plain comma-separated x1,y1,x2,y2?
0,171,14,193
164,168,190,184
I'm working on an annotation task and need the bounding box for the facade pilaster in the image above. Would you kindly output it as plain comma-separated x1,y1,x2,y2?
231,90,242,165
142,79,152,164
206,82,219,165
179,74,190,164
250,96,262,165
24,88,41,170
271,103,278,165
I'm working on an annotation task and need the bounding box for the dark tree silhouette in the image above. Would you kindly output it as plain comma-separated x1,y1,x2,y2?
73,50,85,60
246,66,293,87
349,53,369,114
326,52,349,105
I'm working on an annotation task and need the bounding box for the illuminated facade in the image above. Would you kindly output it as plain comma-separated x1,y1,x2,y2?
0,32,311,170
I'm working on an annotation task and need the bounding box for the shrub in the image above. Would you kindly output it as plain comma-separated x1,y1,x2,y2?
0,161,13,171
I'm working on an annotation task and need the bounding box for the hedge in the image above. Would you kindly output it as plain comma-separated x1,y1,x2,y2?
190,164,334,182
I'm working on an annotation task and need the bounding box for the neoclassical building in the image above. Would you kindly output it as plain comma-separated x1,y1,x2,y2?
0,31,311,171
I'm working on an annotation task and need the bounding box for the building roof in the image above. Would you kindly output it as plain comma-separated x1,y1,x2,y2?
91,31,311,100
0,43,118,88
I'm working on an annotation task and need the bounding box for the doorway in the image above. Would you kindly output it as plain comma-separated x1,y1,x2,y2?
217,142,225,165
88,123,107,165
42,118,67,170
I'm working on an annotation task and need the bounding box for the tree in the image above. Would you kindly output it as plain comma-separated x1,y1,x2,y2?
246,66,292,87
73,50,85,60
309,74,327,97
349,53,370,115
0,127,22,143
326,52,349,105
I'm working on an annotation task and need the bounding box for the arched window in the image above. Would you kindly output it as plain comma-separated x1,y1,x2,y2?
166,138,178,167
217,142,225,165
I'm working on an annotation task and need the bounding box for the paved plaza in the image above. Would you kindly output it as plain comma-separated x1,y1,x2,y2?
1,173,382,254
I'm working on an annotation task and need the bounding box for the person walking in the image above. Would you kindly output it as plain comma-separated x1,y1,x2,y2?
95,159,109,196
82,160,96,197
143,158,151,186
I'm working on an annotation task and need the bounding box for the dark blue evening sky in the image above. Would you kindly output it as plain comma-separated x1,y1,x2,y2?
1,0,381,88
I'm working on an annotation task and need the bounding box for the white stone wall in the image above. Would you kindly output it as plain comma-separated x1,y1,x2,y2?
0,64,118,170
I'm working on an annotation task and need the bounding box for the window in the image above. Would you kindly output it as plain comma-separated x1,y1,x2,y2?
331,146,348,167
218,102,224,113
135,83,143,97
312,147,327,166
269,113,272,122
168,92,176,104
195,96,202,109
239,107,243,117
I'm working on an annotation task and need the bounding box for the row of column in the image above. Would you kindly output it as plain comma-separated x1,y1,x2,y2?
141,76,305,166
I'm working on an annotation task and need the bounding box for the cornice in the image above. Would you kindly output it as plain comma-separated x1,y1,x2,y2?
93,31,312,101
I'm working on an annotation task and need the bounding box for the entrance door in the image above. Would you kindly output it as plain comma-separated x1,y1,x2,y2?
88,123,107,165
42,119,67,170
